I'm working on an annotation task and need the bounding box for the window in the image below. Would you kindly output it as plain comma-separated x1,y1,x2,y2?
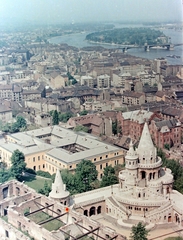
106,155,108,158
38,156,40,161
70,165,72,169
100,164,102,170
5,230,9,238
33,157,35,162
106,163,108,167
100,156,102,160
94,158,96,161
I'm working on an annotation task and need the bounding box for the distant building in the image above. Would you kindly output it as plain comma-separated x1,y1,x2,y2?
97,74,110,88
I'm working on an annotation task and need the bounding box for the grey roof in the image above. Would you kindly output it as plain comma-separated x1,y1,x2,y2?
122,110,153,124
155,119,180,129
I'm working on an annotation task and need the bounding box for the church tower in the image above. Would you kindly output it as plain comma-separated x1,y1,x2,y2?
49,169,70,206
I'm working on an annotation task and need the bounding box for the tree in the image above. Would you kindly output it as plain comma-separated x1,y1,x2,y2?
112,120,117,135
52,110,59,125
74,125,89,133
10,150,26,181
10,122,19,133
100,165,118,187
71,78,77,85
130,222,149,240
38,181,51,196
75,160,98,193
59,112,74,123
80,110,88,116
16,116,27,129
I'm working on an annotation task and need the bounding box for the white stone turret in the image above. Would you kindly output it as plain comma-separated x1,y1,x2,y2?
136,122,157,164
49,169,70,205
125,140,138,169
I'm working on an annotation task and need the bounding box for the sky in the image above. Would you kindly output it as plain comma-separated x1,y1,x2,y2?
0,0,182,25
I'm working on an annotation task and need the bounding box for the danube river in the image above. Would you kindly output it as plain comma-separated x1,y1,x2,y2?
49,27,183,65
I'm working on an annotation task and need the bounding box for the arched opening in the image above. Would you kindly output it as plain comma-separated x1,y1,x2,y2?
175,214,180,223
167,187,170,194
158,170,161,178
3,187,8,199
64,201,67,205
89,206,96,216
149,172,152,180
153,172,155,179
16,187,20,196
33,166,36,171
106,207,108,213
84,210,88,216
168,215,172,222
138,193,141,198
97,206,102,214
141,171,146,179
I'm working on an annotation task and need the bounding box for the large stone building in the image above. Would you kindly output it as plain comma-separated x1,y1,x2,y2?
71,123,183,232
0,126,124,179
0,179,125,240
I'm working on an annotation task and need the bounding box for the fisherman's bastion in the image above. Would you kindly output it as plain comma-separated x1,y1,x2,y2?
0,123,183,239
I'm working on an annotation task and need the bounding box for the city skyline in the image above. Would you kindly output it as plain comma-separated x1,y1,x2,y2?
0,0,182,26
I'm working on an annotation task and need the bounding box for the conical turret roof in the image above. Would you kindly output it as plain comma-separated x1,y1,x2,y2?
49,169,70,199
137,122,156,163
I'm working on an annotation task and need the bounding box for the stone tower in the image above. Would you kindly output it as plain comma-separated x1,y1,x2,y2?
49,169,70,206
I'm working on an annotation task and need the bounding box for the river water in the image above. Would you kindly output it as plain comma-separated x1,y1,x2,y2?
49,26,183,65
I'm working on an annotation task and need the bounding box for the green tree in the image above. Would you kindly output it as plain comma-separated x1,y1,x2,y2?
10,150,26,181
16,116,27,129
52,110,59,125
164,143,170,150
130,222,149,240
59,112,73,123
75,160,98,193
10,122,19,133
71,78,77,85
80,110,88,116
74,125,89,133
0,169,11,183
112,120,117,135
100,165,118,187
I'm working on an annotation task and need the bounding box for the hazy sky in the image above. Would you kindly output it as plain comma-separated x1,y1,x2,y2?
0,0,182,25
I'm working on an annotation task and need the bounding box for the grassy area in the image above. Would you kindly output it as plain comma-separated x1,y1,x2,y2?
21,174,52,192
28,211,50,223
28,211,64,231
43,219,64,231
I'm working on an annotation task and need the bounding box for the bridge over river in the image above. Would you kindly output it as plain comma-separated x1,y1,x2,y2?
119,43,183,52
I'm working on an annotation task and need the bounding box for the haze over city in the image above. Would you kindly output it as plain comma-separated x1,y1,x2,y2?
0,0,182,26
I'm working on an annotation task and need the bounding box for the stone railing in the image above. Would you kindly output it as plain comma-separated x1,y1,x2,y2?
114,195,167,207
74,196,104,208
146,201,171,218
138,159,162,169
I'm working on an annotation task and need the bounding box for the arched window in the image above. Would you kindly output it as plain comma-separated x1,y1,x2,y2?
97,206,102,214
84,210,88,216
89,207,96,216
138,193,141,198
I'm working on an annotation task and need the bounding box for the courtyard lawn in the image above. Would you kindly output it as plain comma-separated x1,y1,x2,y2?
28,211,64,231
21,174,52,192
